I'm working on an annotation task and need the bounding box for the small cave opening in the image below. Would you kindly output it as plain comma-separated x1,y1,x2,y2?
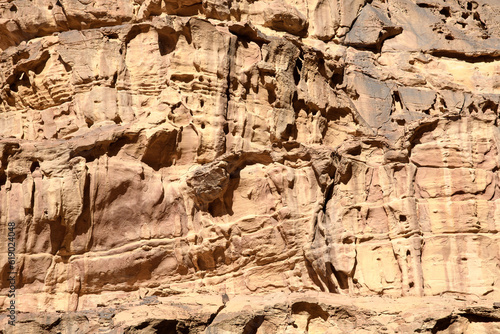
330,68,344,88
267,86,277,104
293,56,303,85
158,30,178,56
141,130,178,171
439,7,451,18
30,161,40,173
466,1,477,11
393,91,404,110
85,116,94,128
481,100,498,113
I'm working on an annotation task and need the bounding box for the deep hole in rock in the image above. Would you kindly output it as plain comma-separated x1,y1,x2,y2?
242,315,265,334
85,117,94,128
393,91,403,109
330,68,344,87
30,161,40,173
12,51,29,65
33,51,50,75
9,71,31,92
158,29,178,56
468,103,478,114
208,170,239,217
439,7,451,17
467,1,477,11
481,100,498,113
293,56,303,85
342,237,354,244
339,164,353,185
113,114,122,124
141,130,178,171
107,135,136,157
196,252,215,271
345,144,361,156
325,107,351,122
267,86,277,104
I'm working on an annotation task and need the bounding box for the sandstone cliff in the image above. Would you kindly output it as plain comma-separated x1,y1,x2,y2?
0,0,500,332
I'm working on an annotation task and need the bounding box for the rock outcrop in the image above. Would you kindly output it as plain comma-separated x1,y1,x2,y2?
0,0,499,332
3,292,500,333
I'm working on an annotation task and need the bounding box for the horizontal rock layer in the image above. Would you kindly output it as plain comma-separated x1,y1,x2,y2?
0,0,499,332
2,292,500,333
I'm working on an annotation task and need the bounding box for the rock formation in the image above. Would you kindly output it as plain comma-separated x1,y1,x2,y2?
0,0,499,332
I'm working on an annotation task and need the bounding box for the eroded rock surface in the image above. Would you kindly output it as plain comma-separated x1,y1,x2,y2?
1,0,500,332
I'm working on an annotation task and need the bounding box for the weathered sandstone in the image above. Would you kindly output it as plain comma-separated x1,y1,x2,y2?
0,0,499,332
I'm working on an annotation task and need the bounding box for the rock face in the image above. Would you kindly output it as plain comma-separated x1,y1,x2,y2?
0,0,500,332
3,292,500,333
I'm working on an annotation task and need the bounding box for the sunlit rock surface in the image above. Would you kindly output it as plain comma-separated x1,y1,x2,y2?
1,0,500,332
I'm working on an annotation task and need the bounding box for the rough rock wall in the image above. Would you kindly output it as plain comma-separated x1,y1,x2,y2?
0,0,499,321
5,292,500,333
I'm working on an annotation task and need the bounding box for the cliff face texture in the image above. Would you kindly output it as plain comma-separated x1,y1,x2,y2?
1,0,500,332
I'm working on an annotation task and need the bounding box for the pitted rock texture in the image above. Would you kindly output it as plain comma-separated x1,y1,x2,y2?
1,0,500,332
2,292,500,334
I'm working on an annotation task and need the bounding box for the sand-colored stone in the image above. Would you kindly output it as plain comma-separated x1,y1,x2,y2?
0,0,499,333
